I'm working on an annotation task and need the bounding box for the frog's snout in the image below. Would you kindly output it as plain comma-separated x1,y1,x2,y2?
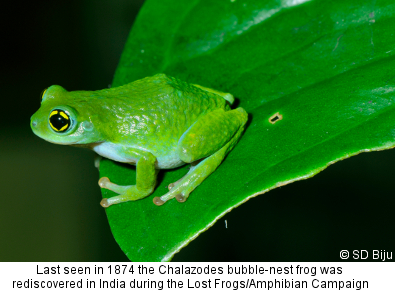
30,115,41,135
30,116,38,128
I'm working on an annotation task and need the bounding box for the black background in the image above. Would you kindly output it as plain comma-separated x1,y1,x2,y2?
1,0,394,262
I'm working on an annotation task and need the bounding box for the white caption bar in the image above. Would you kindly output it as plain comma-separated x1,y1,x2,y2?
1,262,394,291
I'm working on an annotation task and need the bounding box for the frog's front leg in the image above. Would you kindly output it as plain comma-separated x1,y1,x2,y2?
99,149,158,207
153,107,248,205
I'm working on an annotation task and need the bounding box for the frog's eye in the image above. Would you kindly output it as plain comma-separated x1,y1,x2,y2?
49,109,71,132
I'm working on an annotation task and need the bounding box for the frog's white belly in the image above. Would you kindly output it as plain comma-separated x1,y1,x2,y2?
93,142,185,169
93,142,134,163
156,152,185,169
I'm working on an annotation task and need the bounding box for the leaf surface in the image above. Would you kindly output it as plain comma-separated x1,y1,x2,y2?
100,0,395,261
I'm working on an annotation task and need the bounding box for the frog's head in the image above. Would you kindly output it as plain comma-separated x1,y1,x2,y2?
31,85,102,145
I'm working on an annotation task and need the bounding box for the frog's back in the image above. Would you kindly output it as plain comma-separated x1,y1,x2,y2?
83,74,230,165
120,73,230,113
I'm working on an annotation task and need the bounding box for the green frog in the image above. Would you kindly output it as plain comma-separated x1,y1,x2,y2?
31,74,248,207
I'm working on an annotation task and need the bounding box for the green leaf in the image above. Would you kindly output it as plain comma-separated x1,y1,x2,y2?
101,0,395,261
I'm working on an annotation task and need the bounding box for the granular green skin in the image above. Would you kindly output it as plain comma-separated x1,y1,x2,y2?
31,73,248,206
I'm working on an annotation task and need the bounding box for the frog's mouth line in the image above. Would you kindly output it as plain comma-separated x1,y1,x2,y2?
32,126,104,146
42,137,80,145
32,130,80,145
43,138,104,146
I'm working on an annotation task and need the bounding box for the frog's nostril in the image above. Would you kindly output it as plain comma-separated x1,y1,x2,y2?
31,120,37,127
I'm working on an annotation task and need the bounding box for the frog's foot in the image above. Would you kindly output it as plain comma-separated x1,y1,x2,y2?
153,162,205,206
152,143,229,206
98,177,152,208
168,162,201,190
153,193,188,206
94,155,102,169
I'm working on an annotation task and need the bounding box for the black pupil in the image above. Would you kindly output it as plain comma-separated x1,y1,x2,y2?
50,110,70,132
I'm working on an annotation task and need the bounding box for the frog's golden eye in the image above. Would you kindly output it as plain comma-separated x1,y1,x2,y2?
49,109,71,132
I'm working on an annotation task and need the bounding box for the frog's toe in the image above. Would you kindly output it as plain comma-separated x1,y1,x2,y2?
94,155,102,169
168,167,196,190
168,178,183,190
98,177,111,188
100,198,110,208
153,192,189,206
153,196,165,206
175,194,188,203
168,182,177,190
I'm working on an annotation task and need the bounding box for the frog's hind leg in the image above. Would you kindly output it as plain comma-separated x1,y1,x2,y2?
153,107,248,205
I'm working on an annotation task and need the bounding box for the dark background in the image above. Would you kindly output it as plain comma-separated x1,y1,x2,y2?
1,0,394,262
